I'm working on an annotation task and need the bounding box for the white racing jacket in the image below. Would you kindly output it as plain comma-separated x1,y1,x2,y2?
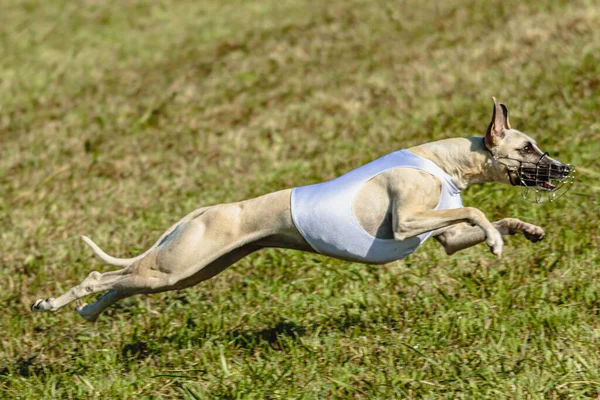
291,150,463,264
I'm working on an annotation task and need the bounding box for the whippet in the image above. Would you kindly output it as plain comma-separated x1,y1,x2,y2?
31,98,574,322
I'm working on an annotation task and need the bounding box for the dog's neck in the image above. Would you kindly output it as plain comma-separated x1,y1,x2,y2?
408,137,505,190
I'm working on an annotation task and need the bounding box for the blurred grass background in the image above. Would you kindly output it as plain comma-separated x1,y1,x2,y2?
1,0,599,398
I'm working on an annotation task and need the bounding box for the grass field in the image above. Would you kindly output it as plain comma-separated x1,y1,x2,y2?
1,0,600,398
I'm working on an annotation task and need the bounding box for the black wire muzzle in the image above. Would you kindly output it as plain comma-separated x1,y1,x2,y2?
489,151,576,203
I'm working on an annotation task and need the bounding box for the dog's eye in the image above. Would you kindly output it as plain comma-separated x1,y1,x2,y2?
521,144,533,153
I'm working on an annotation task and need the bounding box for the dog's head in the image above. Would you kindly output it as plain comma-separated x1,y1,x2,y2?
484,98,574,202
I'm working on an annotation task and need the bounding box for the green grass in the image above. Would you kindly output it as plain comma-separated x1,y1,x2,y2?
1,0,600,398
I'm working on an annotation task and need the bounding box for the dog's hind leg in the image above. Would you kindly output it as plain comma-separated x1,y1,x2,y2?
73,244,261,322
31,210,255,314
75,290,131,322
31,189,298,318
31,268,133,313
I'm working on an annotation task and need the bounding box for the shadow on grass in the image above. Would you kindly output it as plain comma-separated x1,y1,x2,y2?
120,311,396,358
153,318,307,352
227,319,306,351
121,341,154,360
0,355,47,378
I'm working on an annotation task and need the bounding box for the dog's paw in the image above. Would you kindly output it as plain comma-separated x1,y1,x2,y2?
501,219,545,243
75,300,98,323
522,224,545,243
486,229,504,259
498,219,545,243
31,298,55,312
485,229,504,259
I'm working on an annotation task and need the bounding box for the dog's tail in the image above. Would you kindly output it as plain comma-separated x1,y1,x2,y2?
81,206,212,268
81,235,147,267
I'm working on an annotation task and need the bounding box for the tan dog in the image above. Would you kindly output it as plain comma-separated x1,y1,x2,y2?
31,99,573,322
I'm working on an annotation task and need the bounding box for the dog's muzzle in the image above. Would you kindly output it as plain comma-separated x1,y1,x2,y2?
499,153,576,203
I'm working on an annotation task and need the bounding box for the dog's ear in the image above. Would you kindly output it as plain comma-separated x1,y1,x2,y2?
500,103,511,129
485,97,506,148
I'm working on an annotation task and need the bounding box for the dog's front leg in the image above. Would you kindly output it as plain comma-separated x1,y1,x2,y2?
433,218,545,255
393,207,503,257
495,218,545,243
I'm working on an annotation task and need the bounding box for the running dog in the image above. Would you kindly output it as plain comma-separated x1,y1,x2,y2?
31,98,574,322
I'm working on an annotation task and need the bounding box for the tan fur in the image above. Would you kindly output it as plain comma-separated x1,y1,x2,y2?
31,99,565,322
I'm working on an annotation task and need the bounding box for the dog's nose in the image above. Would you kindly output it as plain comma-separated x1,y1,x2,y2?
559,164,571,176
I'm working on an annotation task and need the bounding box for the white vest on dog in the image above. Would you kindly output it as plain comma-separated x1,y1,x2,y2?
291,149,463,264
